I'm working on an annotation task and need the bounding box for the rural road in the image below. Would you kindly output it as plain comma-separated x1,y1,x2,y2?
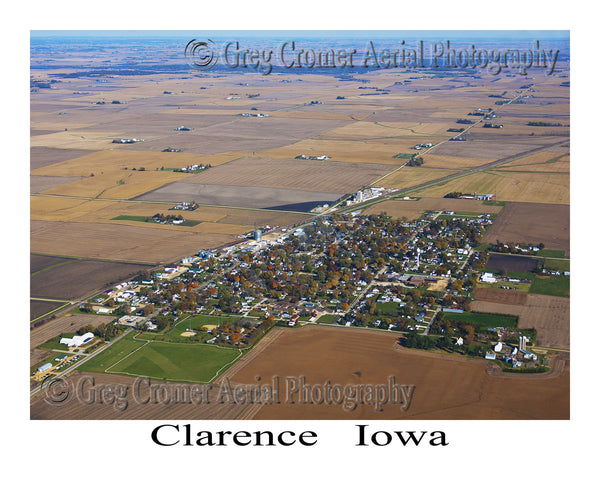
30,327,133,398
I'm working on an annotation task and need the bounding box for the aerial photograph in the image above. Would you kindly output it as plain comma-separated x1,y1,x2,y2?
29,30,571,422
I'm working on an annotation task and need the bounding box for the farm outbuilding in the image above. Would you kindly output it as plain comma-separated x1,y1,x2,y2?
38,363,52,373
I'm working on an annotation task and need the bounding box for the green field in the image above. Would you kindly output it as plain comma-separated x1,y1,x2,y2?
530,274,570,297
78,331,143,373
152,314,243,342
538,249,566,259
443,311,518,328
317,314,340,324
106,341,241,383
543,258,570,271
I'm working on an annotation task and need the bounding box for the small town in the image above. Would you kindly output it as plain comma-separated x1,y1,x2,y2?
32,206,552,382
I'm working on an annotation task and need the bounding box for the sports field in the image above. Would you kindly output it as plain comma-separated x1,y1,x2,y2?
79,330,242,383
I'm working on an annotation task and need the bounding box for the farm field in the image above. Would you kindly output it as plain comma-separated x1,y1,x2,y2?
482,202,570,257
30,300,69,321
30,220,240,264
413,169,569,204
374,166,460,190
179,156,397,193
485,253,540,274
30,147,99,169
134,183,340,211
473,288,528,305
31,175,85,193
229,326,568,419
363,197,503,220
441,311,518,328
470,294,570,350
30,258,151,301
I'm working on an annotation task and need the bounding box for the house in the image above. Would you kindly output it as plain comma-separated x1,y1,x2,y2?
485,352,496,360
455,337,464,346
494,342,503,353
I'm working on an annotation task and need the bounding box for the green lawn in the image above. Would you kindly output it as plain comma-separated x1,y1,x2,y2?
538,249,565,259
77,332,143,373
317,314,340,324
543,258,570,271
111,215,148,222
106,341,241,383
169,314,242,335
443,311,518,328
530,274,570,297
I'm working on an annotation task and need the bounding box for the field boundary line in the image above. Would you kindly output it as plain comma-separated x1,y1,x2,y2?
104,339,150,374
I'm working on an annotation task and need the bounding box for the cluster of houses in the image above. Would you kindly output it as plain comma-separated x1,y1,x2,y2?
112,138,144,144
239,112,270,117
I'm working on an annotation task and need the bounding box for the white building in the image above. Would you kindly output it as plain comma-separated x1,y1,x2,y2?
480,272,497,283
60,332,94,348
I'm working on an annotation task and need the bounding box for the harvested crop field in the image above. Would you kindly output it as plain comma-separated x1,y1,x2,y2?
414,169,569,204
30,147,98,169
470,294,570,350
30,220,239,264
31,258,152,301
363,197,503,220
483,202,570,257
30,313,118,351
31,175,85,193
30,299,68,321
227,326,569,419
374,167,460,190
473,288,528,305
31,254,75,274
134,183,341,211
486,253,539,273
179,157,397,193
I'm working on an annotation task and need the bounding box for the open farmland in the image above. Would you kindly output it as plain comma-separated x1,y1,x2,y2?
470,294,570,350
227,326,569,419
414,169,569,204
486,253,539,274
179,156,397,193
31,175,86,193
134,183,340,211
474,288,528,305
31,253,76,274
363,197,503,220
30,220,240,264
30,300,69,321
30,147,98,169
30,258,151,301
483,202,570,256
